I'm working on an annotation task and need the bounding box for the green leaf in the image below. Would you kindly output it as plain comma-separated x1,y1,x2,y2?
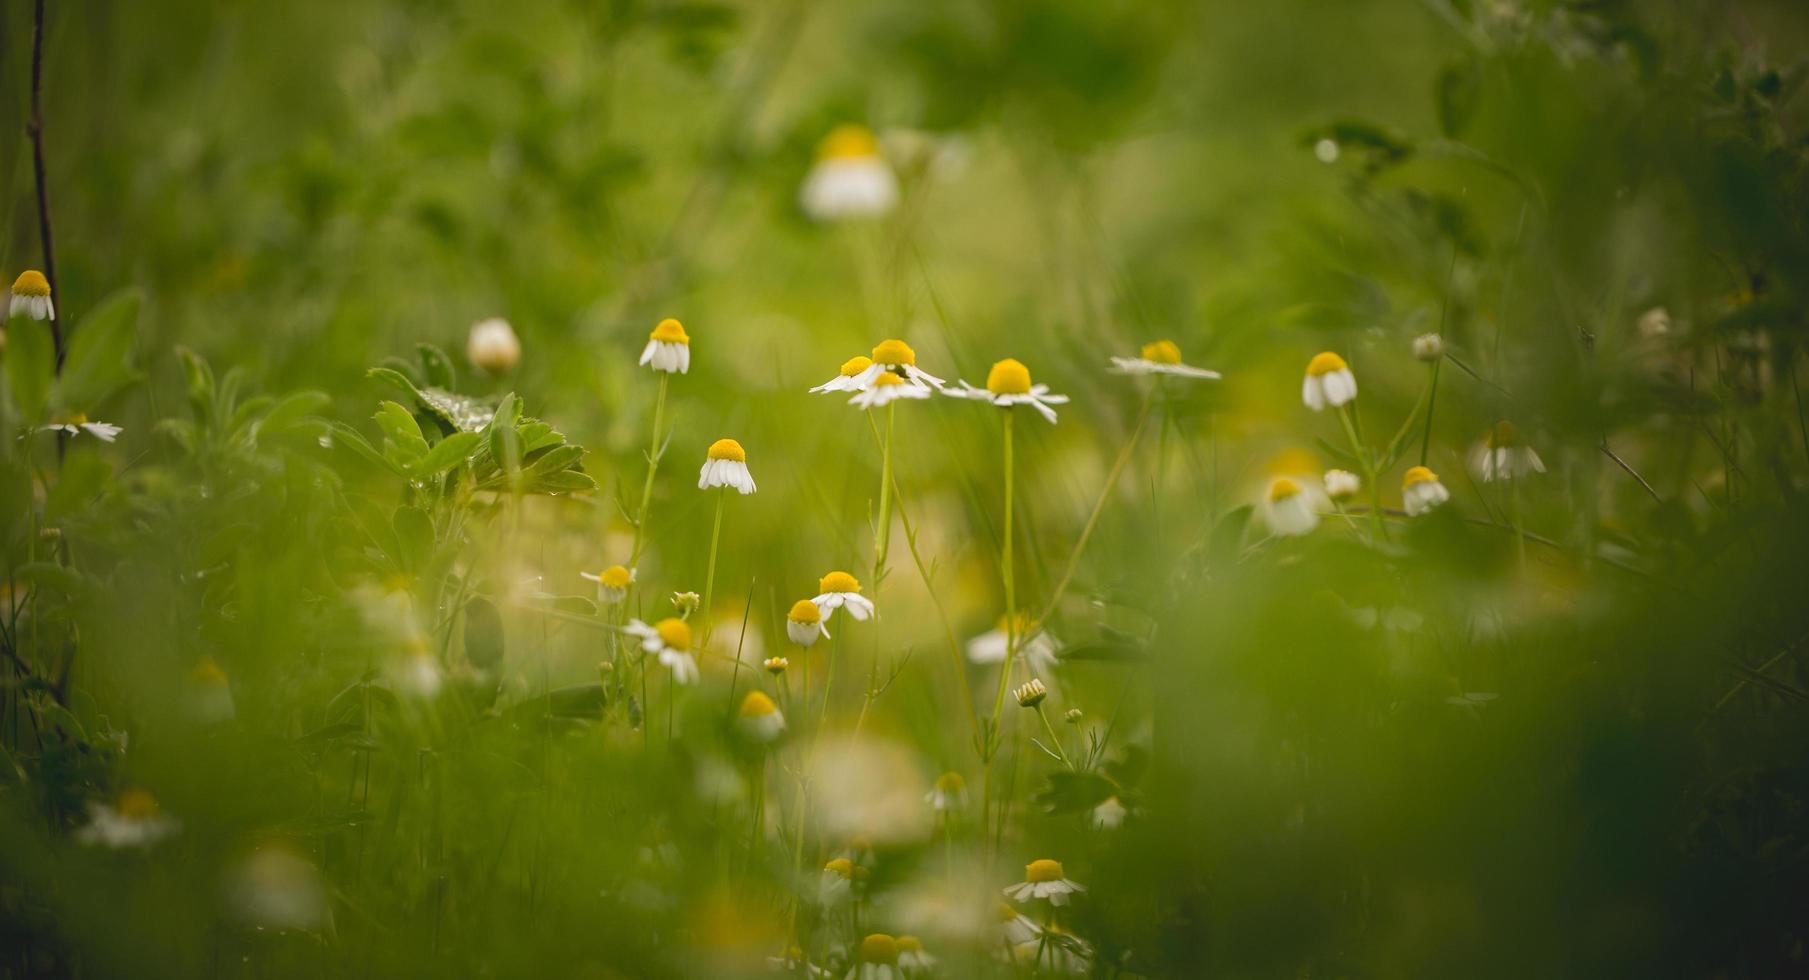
521,444,583,481
530,470,598,494
375,400,429,464
53,289,142,412
1031,770,1116,815
418,387,493,432
392,506,434,574
326,421,400,474
417,343,456,389
5,316,54,423
488,394,522,483
412,430,482,477
366,367,423,402
258,390,331,437
176,347,216,420
464,597,506,671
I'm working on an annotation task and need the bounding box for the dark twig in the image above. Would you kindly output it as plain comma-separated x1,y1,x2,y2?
29,0,64,371
1599,439,1662,503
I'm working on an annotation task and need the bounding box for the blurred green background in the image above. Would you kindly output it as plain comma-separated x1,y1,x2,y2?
5,0,1809,976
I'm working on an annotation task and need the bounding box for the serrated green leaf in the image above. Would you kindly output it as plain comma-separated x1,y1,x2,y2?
413,430,482,477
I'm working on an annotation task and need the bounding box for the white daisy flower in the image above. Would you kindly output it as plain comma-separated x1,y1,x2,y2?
943,358,1069,424
852,338,945,390
639,317,691,374
996,901,1043,946
764,656,789,675
1107,339,1221,380
812,570,876,624
39,413,122,442
820,857,859,906
737,690,786,743
580,564,634,605
76,789,178,849
466,317,520,375
895,936,936,976
1402,465,1451,516
847,934,903,980
1469,422,1545,482
925,771,967,813
224,846,329,932
1013,678,1048,708
1010,930,1094,975
390,645,443,699
1301,351,1358,411
1412,333,1444,362
800,125,899,223
9,270,53,321
966,614,1059,675
698,438,757,494
1090,796,1128,830
849,372,933,410
1004,859,1085,906
625,618,700,684
767,947,832,977
1323,468,1361,502
187,657,235,723
1264,477,1320,537
787,598,828,645
811,355,875,393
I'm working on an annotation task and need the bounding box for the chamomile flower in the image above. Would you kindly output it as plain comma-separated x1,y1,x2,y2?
1264,477,1320,537
626,618,700,684
966,613,1059,675
788,598,828,645
581,564,634,605
9,270,53,321
1011,929,1094,974
944,358,1070,424
850,372,933,410
895,936,936,976
811,355,876,393
1108,339,1221,380
767,947,832,977
466,317,521,375
187,657,235,723
639,317,691,374
820,857,859,906
801,125,899,222
925,771,968,812
737,690,786,742
854,339,945,390
1005,859,1086,906
848,933,902,980
812,571,876,624
1013,678,1048,708
77,789,179,849
1412,333,1444,362
698,438,757,494
1469,421,1545,482
39,413,122,442
764,656,789,675
997,901,1043,945
1402,466,1451,516
1301,351,1357,411
1090,796,1128,830
1323,468,1361,502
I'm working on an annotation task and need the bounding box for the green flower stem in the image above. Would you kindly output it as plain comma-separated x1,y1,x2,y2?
1337,403,1386,544
629,374,671,568
854,402,897,735
1035,705,1075,770
989,409,1020,726
700,488,726,647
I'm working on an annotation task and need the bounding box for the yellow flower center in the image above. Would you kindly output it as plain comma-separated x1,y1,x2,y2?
600,565,632,588
740,691,777,717
986,358,1032,395
871,372,905,388
1487,420,1521,448
819,124,881,161
819,571,862,594
1306,351,1349,376
190,658,227,686
787,599,822,624
1403,466,1438,488
707,438,746,462
53,411,90,426
896,935,923,953
859,934,899,965
1269,478,1302,503
1140,340,1182,364
997,901,1021,922
1025,859,1065,883
824,857,855,878
12,270,50,296
871,339,916,367
654,618,693,652
649,318,690,345
840,355,873,377
935,771,966,793
117,789,159,820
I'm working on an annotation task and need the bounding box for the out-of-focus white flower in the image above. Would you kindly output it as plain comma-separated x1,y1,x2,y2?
997,900,1043,945
1638,306,1672,339
390,645,442,699
1402,465,1451,516
925,771,967,812
820,857,859,906
1323,468,1361,502
639,318,691,374
1313,138,1340,164
581,564,633,605
849,933,903,979
764,656,789,675
767,947,832,977
966,614,1058,675
812,571,875,625
852,339,944,390
809,737,931,845
40,413,122,442
801,125,898,222
672,591,702,619
625,618,699,684
223,845,328,932
187,657,235,723
1412,333,1444,362
944,358,1070,424
895,936,936,976
850,372,933,410
1264,477,1320,537
76,790,179,849
737,690,786,743
9,270,53,320
788,598,828,645
1004,859,1085,906
466,317,520,375
1301,351,1357,411
698,438,757,494
1469,422,1545,483
811,355,874,394
1091,796,1128,830
1108,339,1221,380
